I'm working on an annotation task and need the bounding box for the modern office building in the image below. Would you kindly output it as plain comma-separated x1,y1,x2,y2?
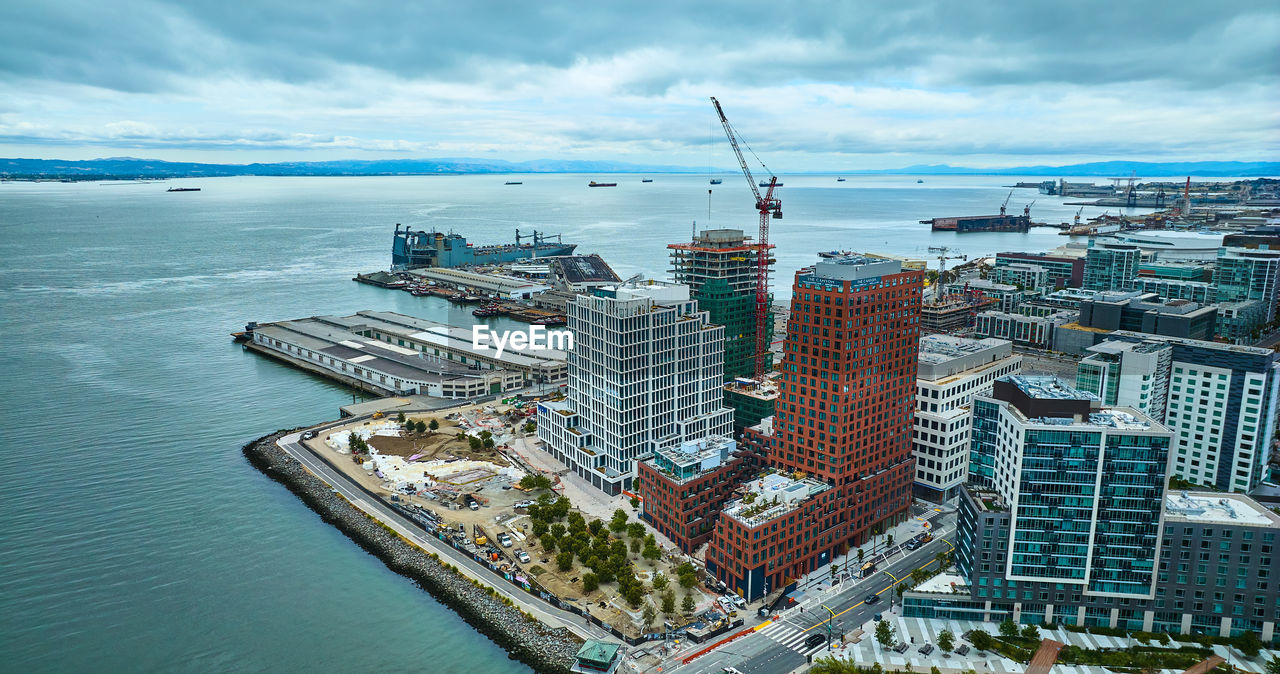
1136,261,1213,282
1053,293,1219,355
974,310,1071,348
1083,240,1143,292
1216,299,1269,345
537,281,734,494
1214,247,1280,323
990,262,1050,292
907,488,1280,641
635,435,752,553
1103,331,1280,493
723,375,778,438
1132,278,1216,305
1075,340,1172,421
994,252,1084,289
913,336,1022,502
668,228,775,379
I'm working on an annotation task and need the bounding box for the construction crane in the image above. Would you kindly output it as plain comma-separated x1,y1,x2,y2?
1023,200,1035,218
1074,206,1084,226
927,246,966,304
711,96,780,378
1182,177,1191,216
999,190,1013,216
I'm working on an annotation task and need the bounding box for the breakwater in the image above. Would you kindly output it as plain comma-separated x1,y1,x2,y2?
242,430,580,673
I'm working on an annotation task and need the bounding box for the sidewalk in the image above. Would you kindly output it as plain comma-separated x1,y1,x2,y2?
793,502,953,592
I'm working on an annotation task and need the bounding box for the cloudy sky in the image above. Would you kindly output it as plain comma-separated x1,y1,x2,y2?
1,1,1276,169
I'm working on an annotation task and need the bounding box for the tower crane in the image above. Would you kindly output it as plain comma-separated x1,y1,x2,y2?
927,246,966,304
711,97,780,378
1023,200,1035,218
1182,176,1191,216
999,190,1013,216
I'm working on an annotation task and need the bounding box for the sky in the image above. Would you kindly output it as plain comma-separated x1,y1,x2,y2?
1,1,1277,170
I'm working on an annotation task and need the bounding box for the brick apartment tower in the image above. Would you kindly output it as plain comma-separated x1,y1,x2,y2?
770,255,923,550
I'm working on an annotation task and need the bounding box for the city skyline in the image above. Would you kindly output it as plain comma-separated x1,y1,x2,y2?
2,1,1276,168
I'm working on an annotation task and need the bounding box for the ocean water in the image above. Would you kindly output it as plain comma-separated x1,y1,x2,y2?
0,174,1146,670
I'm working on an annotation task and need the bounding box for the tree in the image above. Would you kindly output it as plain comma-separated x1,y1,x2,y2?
539,533,557,552
630,538,641,554
642,604,656,632
550,523,567,539
556,550,574,572
428,418,439,433
587,519,604,536
468,436,483,451
875,619,896,648
611,539,628,559
610,509,629,532
1021,624,1040,642
935,550,949,570
523,421,536,433
628,522,645,539
911,568,927,586
483,436,495,450
937,629,954,654
895,581,911,600
652,572,668,591
396,412,406,425
681,593,696,613
582,572,599,593
969,629,994,652
413,420,425,434
531,520,548,537
662,589,676,614
630,496,640,508
831,563,839,580
551,496,571,519
886,533,894,548
677,565,698,588
642,542,661,562
857,548,865,565
623,584,643,608
999,618,1019,639
1236,629,1262,657
1264,655,1280,674
567,512,586,529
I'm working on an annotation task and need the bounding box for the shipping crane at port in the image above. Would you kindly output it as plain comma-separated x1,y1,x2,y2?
999,190,1012,216
711,96,780,378
927,246,966,305
1023,200,1035,218
1074,206,1084,226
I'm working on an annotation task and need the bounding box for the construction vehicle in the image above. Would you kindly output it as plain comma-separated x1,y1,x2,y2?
711,96,780,378
371,411,384,419
473,525,488,547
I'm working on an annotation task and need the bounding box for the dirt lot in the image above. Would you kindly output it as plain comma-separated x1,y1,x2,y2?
365,416,511,466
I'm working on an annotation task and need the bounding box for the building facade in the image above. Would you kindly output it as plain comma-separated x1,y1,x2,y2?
537,282,734,494
1083,241,1143,292
994,252,1084,289
914,336,1022,502
635,436,752,553
974,310,1070,348
1215,247,1280,323
1075,340,1172,421
990,263,1050,292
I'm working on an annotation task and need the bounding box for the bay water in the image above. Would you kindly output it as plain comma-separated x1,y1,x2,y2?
0,174,1144,670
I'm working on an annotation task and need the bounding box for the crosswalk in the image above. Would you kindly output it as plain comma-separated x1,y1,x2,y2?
754,621,832,657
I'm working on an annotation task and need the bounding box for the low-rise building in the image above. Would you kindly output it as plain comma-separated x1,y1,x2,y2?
945,279,1025,313
990,262,1050,292
994,252,1084,289
974,310,1070,348
706,470,840,601
636,436,752,554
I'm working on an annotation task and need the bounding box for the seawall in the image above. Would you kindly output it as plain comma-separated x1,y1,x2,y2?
243,430,580,673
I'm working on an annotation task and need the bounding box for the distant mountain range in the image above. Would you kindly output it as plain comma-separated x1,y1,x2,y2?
2,156,1276,180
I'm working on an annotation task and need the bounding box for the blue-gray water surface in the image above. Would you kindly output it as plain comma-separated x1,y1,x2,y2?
0,174,1147,670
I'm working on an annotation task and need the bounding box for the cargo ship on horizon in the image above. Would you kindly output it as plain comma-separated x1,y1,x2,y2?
392,225,577,269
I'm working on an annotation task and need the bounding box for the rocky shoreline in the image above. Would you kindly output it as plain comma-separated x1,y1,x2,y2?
243,430,581,673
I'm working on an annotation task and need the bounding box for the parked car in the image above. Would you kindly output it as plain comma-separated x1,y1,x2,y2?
873,613,883,622
301,430,316,440
730,595,746,609
515,550,531,563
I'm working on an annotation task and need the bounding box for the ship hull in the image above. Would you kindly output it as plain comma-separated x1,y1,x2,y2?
392,225,577,269
922,214,1030,233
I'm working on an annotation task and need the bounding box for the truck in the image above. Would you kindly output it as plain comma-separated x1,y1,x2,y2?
473,525,488,547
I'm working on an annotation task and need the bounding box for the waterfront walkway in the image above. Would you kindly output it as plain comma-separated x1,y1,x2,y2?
275,427,612,642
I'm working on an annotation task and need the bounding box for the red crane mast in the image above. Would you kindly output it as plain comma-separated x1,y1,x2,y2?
710,97,781,378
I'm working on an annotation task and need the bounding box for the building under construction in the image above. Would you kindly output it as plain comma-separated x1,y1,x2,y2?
669,228,774,380
921,294,998,333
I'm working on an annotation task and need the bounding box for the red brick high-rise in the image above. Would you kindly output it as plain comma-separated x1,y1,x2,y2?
771,255,922,549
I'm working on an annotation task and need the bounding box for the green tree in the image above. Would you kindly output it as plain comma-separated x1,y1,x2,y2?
623,584,643,608
539,533,556,552
480,430,492,441
428,418,439,433
550,523,566,539
1263,655,1280,674
468,436,483,451
652,572,669,591
551,496,571,519
628,522,645,539
587,519,604,536
483,436,495,450
642,604,656,632
396,412,406,425
857,548,865,565
999,618,1019,639
886,533,894,548
556,550,574,572
969,629,994,652
630,496,640,508
809,657,864,674
1021,624,1040,641
935,550,949,570
662,589,676,614
582,572,599,592
523,421,536,433
567,511,586,529
530,519,548,537
642,541,661,561
895,581,911,600
630,538,641,554
875,619,896,648
610,509,629,532
937,628,954,654
1236,629,1262,657
414,420,426,433
681,593,696,613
